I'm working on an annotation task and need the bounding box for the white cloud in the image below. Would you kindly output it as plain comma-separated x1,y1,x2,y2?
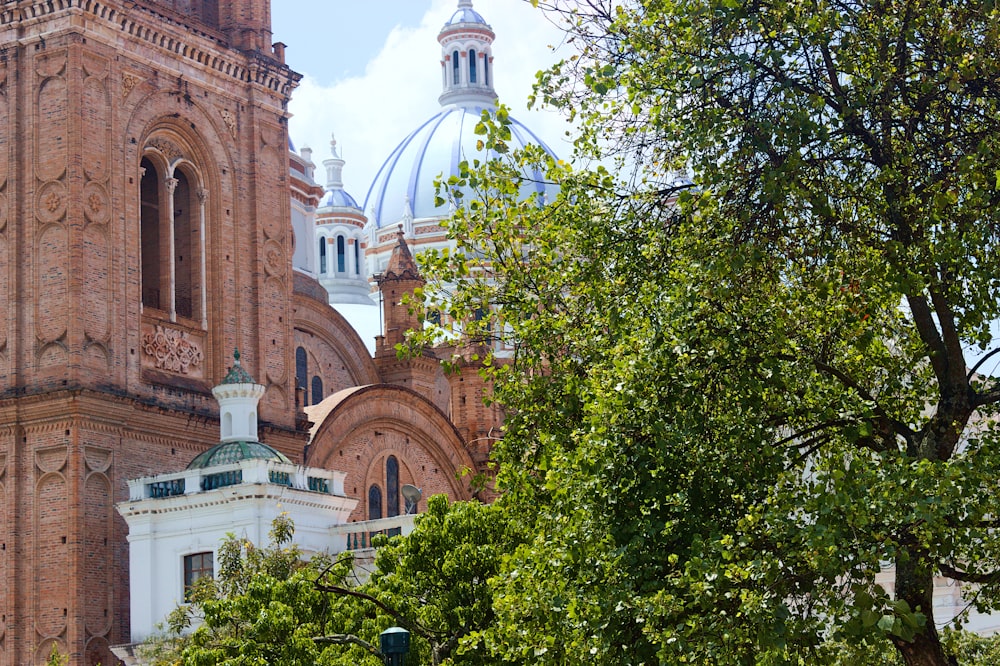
287,0,574,203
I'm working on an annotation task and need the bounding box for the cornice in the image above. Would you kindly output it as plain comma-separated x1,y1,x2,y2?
0,0,301,99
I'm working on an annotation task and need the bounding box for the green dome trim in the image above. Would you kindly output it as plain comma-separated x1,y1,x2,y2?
187,440,291,470
220,348,256,385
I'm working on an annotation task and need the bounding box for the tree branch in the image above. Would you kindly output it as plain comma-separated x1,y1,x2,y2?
313,634,382,657
927,285,966,387
906,293,949,385
313,579,443,640
939,561,1000,586
968,346,1000,380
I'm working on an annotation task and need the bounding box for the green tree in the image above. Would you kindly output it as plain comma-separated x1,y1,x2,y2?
144,499,519,666
318,495,526,665
413,1,1000,664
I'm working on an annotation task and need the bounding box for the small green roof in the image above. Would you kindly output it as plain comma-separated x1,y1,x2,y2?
187,440,291,470
220,349,256,385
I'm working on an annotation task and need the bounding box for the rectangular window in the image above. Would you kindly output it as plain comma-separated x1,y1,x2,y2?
183,551,213,600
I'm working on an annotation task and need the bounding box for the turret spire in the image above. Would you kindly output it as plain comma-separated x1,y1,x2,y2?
324,133,346,191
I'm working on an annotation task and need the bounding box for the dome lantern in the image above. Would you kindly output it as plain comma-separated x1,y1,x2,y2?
363,0,560,232
211,349,266,444
438,0,496,107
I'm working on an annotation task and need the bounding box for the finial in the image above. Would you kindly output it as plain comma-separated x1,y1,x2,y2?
330,133,340,158
458,0,473,7
220,348,255,385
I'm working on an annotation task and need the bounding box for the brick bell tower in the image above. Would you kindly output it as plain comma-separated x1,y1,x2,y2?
0,1,302,663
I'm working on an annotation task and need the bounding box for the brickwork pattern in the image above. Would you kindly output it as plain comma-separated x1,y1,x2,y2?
0,1,304,663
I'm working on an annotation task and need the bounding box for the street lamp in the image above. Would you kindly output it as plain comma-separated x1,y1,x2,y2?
380,626,410,666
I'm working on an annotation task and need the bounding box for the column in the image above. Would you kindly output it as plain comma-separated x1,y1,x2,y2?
165,177,179,322
197,188,208,329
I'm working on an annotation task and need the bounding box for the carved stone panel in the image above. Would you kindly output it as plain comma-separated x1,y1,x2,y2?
140,320,206,378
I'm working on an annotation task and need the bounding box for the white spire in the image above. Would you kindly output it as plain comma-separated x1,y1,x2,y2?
324,133,346,191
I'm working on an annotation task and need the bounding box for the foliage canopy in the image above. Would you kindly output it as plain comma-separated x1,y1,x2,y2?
412,1,1000,665
144,497,521,666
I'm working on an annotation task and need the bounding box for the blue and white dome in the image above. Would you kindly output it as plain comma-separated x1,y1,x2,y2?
323,188,359,209
364,105,558,229
363,0,558,230
445,0,487,26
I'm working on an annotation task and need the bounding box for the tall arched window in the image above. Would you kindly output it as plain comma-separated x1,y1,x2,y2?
140,157,162,310
483,54,490,86
295,346,308,404
337,235,346,273
311,375,323,406
318,238,327,274
140,155,205,325
452,50,460,85
173,170,194,320
386,456,400,517
469,49,477,83
354,240,361,275
368,485,383,520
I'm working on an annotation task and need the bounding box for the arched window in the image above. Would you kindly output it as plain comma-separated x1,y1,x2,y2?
295,346,308,404
173,170,194,320
368,485,383,520
311,375,323,406
140,157,204,324
452,50,460,85
483,54,490,86
140,158,162,310
337,236,346,273
386,456,400,517
469,49,477,83
318,237,327,274
354,239,361,275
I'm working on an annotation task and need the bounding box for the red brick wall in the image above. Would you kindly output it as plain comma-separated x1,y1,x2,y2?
308,385,476,523
0,1,306,663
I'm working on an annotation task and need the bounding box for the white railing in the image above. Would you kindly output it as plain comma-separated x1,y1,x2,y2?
329,514,418,550
126,459,347,501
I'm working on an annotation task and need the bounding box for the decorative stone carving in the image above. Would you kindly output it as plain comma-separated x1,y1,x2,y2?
36,181,67,223
147,137,182,164
141,325,204,375
83,182,109,223
165,177,179,195
121,71,141,100
263,239,285,277
220,108,237,139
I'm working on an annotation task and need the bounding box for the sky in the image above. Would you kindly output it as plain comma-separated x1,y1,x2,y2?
271,0,574,205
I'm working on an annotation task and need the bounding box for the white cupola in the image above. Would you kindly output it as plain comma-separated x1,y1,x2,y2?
438,0,497,107
211,349,266,443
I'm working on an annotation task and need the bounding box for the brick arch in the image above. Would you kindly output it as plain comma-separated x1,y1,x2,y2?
306,384,475,521
293,287,380,394
124,92,236,391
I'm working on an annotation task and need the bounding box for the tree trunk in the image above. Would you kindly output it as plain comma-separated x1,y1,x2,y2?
892,548,958,666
